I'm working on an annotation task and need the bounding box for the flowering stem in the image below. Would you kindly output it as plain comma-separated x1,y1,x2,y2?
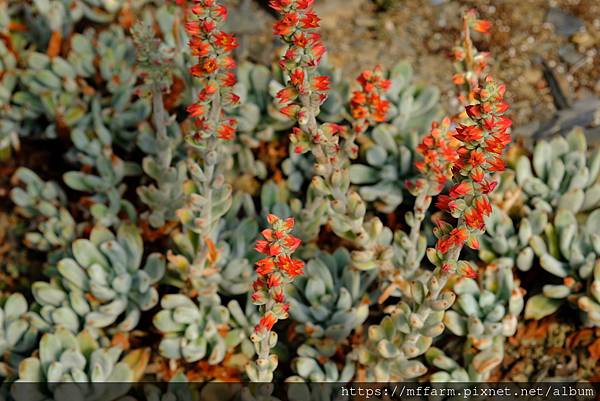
256,299,275,381
407,185,430,273
151,82,170,170
176,0,239,294
248,214,304,382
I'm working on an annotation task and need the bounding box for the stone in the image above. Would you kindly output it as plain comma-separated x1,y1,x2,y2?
546,7,585,37
558,44,584,66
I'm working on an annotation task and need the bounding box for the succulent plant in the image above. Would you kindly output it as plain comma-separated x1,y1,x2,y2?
11,50,88,139
169,155,233,285
523,208,600,325
10,167,76,258
225,60,321,184
0,28,18,159
5,19,149,148
136,123,187,228
4,0,593,387
482,131,600,326
68,26,150,149
22,0,125,34
214,217,259,295
166,180,293,302
14,327,134,400
258,179,298,221
64,122,141,227
153,294,230,364
383,61,442,137
132,21,188,229
315,61,350,124
226,298,260,363
167,186,259,297
377,236,430,304
425,341,506,382
440,264,525,380
445,264,525,349
223,60,344,188
0,293,41,377
31,224,165,334
578,258,600,327
235,61,294,134
349,124,416,213
478,205,547,273
288,344,355,382
282,149,315,193
426,346,473,381
288,248,374,356
514,129,600,215
353,276,456,381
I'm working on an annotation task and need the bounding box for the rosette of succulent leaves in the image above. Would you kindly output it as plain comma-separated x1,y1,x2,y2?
0,293,40,377
480,129,600,326
286,248,376,381
12,327,146,401
30,224,165,339
426,263,525,381
10,167,76,262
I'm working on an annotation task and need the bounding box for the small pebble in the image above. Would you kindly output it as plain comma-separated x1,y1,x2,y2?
546,7,585,36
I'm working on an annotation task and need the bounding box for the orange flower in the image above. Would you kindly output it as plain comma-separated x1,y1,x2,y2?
436,227,468,254
220,71,236,87
276,87,298,104
284,235,301,252
449,182,472,199
277,255,304,278
464,207,484,230
273,12,298,36
255,240,269,254
217,123,235,140
350,66,391,132
256,313,277,332
187,103,204,118
474,196,492,216
473,19,491,34
213,31,238,51
290,69,305,87
282,217,295,230
268,274,282,288
458,262,478,278
280,104,300,118
301,10,320,28
256,258,275,276
185,0,239,141
312,75,330,91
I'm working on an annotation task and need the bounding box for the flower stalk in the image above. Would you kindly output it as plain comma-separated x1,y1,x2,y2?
453,9,492,108
247,214,304,382
270,0,395,275
172,0,240,292
132,22,188,229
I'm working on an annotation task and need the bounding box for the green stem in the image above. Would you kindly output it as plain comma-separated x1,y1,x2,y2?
192,91,222,280
406,185,430,273
256,299,275,382
151,82,171,170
